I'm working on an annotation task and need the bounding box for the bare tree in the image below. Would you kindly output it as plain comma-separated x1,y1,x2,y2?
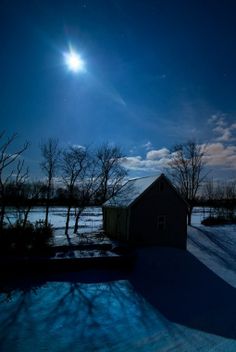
95,143,127,204
9,160,29,224
61,146,87,236
202,178,216,217
225,180,236,201
0,132,29,229
19,181,44,229
219,180,236,218
40,138,60,226
73,153,100,234
203,179,235,202
202,178,215,203
168,140,207,225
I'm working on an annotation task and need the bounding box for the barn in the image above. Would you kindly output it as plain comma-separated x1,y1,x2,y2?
103,174,188,249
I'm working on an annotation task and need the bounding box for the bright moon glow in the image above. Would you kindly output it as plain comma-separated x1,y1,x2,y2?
64,50,85,72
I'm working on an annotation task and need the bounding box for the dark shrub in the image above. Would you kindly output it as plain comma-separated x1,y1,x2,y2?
31,220,54,254
0,220,54,255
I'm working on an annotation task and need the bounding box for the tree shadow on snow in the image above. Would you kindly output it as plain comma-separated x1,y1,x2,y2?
129,246,236,339
1,245,236,342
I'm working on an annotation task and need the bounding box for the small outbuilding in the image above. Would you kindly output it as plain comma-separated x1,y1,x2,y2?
103,174,188,249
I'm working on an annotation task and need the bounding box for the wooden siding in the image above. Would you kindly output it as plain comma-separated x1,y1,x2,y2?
103,175,187,249
103,207,128,241
128,177,187,248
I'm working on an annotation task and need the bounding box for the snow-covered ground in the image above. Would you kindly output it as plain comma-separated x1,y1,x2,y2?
6,206,103,232
6,206,104,247
190,207,236,288
1,207,236,351
188,224,236,288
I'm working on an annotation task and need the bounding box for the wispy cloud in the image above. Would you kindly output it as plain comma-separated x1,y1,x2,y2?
208,114,236,142
72,144,86,150
142,141,153,151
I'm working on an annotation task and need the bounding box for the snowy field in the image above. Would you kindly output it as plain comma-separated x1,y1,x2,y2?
1,207,236,351
5,206,103,232
5,206,104,246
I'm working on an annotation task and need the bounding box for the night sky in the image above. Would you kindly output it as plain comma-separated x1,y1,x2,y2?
1,0,236,178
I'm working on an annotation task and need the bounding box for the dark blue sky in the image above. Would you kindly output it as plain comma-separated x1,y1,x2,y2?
1,0,236,177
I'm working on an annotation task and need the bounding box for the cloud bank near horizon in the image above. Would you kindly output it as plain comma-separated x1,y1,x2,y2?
122,114,236,176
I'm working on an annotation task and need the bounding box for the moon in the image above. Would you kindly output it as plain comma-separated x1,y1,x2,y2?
64,50,85,73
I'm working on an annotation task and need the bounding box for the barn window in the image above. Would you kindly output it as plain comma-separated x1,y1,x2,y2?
157,216,166,231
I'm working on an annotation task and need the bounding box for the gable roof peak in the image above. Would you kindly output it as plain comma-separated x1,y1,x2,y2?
103,173,163,208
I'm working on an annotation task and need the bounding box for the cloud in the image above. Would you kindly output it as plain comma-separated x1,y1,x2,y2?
213,126,232,142
121,156,165,172
72,144,86,150
202,142,236,169
122,142,236,174
208,114,236,142
121,147,172,172
208,114,226,126
146,148,170,160
142,141,153,151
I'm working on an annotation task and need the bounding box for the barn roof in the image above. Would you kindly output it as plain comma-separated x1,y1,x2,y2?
103,174,161,208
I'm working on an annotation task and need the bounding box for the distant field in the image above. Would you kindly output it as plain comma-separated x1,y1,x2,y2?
5,206,103,232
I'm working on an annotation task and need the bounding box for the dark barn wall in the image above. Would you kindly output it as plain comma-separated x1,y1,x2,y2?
129,178,187,248
103,207,128,241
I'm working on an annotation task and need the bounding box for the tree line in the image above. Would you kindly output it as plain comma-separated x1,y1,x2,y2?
201,178,236,204
0,132,127,235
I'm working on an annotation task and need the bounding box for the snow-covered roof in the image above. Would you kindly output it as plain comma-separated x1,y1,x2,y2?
103,174,161,208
